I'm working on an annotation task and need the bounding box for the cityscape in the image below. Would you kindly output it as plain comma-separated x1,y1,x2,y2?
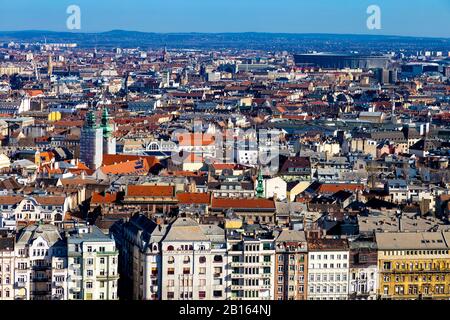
0,0,450,304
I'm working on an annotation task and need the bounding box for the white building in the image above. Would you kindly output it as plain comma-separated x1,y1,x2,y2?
263,176,287,200
348,237,378,300
226,227,276,300
307,239,350,300
161,217,227,300
67,225,119,300
14,224,68,300
0,195,68,230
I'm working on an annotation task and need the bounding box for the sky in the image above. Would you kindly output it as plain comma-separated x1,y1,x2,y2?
0,0,449,37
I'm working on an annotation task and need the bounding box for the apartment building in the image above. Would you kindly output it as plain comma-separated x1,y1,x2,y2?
0,232,14,300
161,217,227,300
227,226,276,300
307,238,350,300
67,225,119,300
111,214,167,300
349,236,378,300
14,224,67,300
0,195,68,230
275,230,308,300
376,231,450,300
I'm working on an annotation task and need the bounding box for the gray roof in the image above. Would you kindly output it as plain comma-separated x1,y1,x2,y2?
17,224,63,246
376,231,449,250
276,229,306,242
163,217,209,242
67,225,113,244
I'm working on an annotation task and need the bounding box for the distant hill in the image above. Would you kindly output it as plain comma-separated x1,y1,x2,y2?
1,30,449,52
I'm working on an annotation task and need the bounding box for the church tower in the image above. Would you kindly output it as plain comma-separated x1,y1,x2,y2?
256,168,264,198
101,107,116,155
47,53,53,77
80,111,103,170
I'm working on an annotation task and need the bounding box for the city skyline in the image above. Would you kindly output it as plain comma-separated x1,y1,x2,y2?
0,0,449,37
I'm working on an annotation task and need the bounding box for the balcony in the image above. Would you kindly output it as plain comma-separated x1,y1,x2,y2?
97,273,120,280
230,285,244,290
230,262,244,267
32,265,51,271
70,287,81,293
97,251,119,256
32,277,49,282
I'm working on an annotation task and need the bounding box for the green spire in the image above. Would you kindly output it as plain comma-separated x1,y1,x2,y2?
85,111,97,129
101,108,113,137
256,168,264,198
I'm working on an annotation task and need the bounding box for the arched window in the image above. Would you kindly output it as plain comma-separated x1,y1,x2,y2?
168,256,174,264
183,256,190,263
167,245,174,251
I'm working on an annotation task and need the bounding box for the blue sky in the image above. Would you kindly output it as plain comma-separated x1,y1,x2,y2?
0,0,449,37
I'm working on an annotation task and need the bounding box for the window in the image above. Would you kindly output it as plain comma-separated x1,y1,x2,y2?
167,268,175,275
213,290,222,297
168,256,175,264
213,255,223,263
199,267,206,275
86,282,93,289
199,256,206,263
100,258,105,264
199,291,206,299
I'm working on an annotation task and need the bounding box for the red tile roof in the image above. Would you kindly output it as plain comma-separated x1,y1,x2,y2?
318,183,364,194
102,154,159,167
127,185,174,197
101,158,150,175
91,192,118,204
211,197,275,209
177,192,210,204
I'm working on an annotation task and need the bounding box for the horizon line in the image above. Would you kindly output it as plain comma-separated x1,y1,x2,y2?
1,29,449,40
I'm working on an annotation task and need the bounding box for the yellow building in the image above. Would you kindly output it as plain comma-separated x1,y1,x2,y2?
376,231,450,300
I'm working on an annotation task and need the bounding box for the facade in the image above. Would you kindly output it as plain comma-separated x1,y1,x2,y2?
0,196,67,230
348,236,378,300
80,111,103,170
376,231,450,300
294,53,391,69
67,225,119,300
161,217,227,300
275,230,308,300
111,214,166,300
0,233,14,300
14,224,67,300
227,226,276,300
307,239,350,300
